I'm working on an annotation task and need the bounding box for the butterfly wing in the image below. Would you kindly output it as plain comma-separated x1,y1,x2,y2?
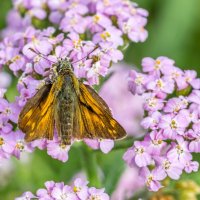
18,84,55,142
74,83,126,140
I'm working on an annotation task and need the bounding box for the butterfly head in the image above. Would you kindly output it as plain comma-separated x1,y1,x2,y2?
56,58,73,74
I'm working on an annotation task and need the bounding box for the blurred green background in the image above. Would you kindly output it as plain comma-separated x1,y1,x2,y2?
1,0,200,200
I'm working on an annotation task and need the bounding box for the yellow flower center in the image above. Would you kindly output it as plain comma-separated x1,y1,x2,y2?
135,147,144,154
170,119,177,129
73,39,82,49
147,175,153,187
73,186,81,193
100,31,111,41
152,139,162,145
163,160,171,170
93,15,100,23
12,55,21,62
176,145,184,154
156,79,164,88
134,75,143,85
0,137,4,146
15,141,25,151
154,60,161,70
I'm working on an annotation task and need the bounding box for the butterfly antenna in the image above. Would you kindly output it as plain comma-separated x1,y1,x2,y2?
29,48,56,64
71,45,99,64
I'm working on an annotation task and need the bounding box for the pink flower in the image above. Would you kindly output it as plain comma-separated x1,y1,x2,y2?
15,191,36,200
88,188,109,200
176,70,197,90
184,161,199,173
159,113,190,139
142,56,175,76
155,157,183,180
84,139,114,154
51,184,78,200
47,138,70,162
140,167,166,192
73,178,89,200
133,141,152,167
167,137,192,165
141,111,161,130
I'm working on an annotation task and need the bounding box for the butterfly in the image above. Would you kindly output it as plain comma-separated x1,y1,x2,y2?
18,55,126,145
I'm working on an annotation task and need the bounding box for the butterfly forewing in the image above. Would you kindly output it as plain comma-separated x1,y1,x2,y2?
18,84,55,141
76,82,126,140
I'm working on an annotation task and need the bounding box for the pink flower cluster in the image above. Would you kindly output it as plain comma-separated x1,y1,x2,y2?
16,178,109,200
124,56,200,191
0,1,148,162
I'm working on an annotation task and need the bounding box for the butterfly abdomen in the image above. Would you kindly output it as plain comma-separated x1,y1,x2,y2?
56,74,76,145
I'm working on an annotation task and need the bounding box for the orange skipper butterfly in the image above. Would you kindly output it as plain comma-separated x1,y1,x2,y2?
18,50,126,145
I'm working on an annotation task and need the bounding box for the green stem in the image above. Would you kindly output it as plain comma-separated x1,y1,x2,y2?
79,144,102,187
112,137,138,151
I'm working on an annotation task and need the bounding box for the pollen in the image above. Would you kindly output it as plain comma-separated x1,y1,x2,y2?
176,145,184,155
146,175,153,187
15,141,25,151
154,60,161,70
100,31,111,40
156,79,164,88
147,97,157,108
59,143,67,149
152,139,162,145
90,195,101,200
135,147,144,154
163,160,171,170
4,107,11,115
123,22,131,34
73,39,82,49
134,75,143,85
12,55,21,62
0,137,4,146
170,119,177,129
93,15,100,23
73,186,81,193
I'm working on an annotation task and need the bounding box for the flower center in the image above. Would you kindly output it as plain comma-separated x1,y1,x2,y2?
4,107,11,115
146,175,153,187
163,160,171,170
73,186,81,192
73,39,82,49
0,137,4,146
154,60,161,70
170,119,177,129
135,147,144,154
134,75,143,85
93,15,100,23
176,145,184,154
123,23,131,33
15,141,25,151
152,139,162,146
12,55,21,62
59,143,67,149
156,79,164,88
147,97,157,108
100,31,111,41
90,195,101,200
